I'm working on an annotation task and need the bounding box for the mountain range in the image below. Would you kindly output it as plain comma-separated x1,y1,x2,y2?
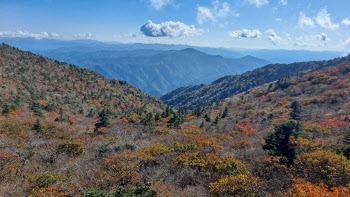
35,47,270,97
161,55,350,109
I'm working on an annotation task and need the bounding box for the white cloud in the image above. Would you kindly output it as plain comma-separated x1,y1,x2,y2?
229,29,261,39
266,29,282,45
0,30,60,39
140,20,197,37
344,38,350,52
74,32,92,39
248,0,269,8
280,0,287,6
197,0,237,25
298,12,314,27
316,8,339,30
316,33,328,41
342,18,350,26
148,0,173,10
275,18,282,22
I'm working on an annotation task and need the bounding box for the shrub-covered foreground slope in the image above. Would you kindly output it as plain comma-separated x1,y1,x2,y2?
161,55,350,109
0,43,350,196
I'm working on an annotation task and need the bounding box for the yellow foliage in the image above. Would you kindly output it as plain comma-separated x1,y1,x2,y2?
173,151,207,168
57,139,85,157
174,152,246,175
101,150,142,188
138,144,172,161
295,149,350,187
209,174,258,196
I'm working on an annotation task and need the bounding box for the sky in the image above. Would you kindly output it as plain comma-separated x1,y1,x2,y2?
1,0,350,51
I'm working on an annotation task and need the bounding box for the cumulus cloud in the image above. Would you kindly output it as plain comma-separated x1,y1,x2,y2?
229,29,261,39
140,20,197,37
316,33,328,41
248,0,269,8
197,0,237,25
298,12,314,27
342,18,350,26
147,0,173,10
266,29,282,45
316,8,339,30
280,0,287,6
0,30,60,39
74,32,92,39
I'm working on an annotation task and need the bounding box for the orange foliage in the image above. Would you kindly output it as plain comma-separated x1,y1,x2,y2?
151,182,178,197
36,100,47,107
0,152,21,180
286,179,350,197
101,150,142,188
29,185,66,197
237,123,256,135
232,140,251,149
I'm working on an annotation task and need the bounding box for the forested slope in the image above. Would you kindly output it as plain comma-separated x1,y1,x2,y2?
161,55,350,109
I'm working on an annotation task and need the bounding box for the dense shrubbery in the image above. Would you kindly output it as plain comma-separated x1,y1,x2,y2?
1,44,350,196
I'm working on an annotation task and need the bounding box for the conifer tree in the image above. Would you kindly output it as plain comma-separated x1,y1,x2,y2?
262,120,302,164
33,119,44,133
289,100,302,121
94,109,111,131
222,107,229,118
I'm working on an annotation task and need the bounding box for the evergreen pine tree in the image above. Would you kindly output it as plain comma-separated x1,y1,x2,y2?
94,109,111,131
33,119,44,133
222,107,229,118
289,100,302,121
262,120,302,164
2,103,11,114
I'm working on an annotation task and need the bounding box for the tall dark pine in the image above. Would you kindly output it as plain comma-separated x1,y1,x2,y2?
289,100,302,121
94,109,111,132
221,107,229,118
262,120,301,164
33,119,44,133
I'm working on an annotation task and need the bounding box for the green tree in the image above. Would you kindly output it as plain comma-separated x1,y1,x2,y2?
340,127,350,159
94,109,111,132
29,101,43,117
2,103,11,114
262,120,302,164
289,100,302,121
33,119,44,133
221,107,229,118
204,114,211,122
143,112,154,126
154,113,163,122
212,116,220,126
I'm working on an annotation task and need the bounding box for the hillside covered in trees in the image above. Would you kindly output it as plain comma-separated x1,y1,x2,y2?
161,55,350,109
0,44,350,196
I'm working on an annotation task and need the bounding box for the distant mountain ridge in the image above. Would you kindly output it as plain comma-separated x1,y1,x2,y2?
0,37,343,62
35,47,271,97
160,55,350,109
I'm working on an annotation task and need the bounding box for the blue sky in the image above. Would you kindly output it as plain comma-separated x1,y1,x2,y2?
1,0,350,51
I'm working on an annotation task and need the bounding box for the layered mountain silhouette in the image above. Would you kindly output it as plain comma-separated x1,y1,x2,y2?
161,55,350,109
35,47,271,97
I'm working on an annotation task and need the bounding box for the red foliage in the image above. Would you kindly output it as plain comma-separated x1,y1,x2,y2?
333,81,346,89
